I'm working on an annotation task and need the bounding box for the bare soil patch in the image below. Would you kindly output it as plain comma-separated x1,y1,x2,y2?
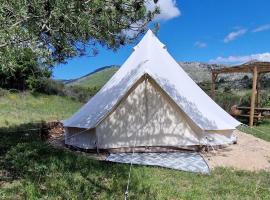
202,130,270,171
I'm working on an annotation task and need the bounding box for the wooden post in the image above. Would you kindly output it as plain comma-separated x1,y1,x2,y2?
211,72,217,99
256,73,261,107
249,66,258,126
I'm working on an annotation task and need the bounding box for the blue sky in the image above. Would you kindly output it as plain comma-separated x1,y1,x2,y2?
53,0,270,79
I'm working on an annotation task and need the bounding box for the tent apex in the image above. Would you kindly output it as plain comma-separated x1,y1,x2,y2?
133,29,166,52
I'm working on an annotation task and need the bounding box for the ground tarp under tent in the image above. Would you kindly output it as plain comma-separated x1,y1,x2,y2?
106,152,210,174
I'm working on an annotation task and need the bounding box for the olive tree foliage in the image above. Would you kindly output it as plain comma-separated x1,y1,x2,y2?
0,0,159,90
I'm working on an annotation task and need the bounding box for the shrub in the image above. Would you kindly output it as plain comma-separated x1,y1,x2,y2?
259,90,270,107
64,85,100,102
239,91,251,106
0,48,52,91
32,78,65,96
198,81,211,94
0,88,8,97
215,90,242,112
218,77,225,83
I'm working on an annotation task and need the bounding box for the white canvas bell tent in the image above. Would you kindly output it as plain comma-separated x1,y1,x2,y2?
64,30,241,152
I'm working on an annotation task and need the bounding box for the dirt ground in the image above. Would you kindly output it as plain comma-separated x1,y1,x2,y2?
202,130,270,171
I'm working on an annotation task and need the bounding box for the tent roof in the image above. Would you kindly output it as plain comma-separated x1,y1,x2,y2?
64,30,240,130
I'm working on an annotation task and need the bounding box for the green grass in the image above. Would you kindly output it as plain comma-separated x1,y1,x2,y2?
0,91,82,127
238,120,270,142
1,139,270,200
68,66,118,89
256,120,270,137
1,91,270,199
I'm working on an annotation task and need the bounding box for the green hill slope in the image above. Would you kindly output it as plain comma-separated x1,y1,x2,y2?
0,91,82,127
67,66,119,89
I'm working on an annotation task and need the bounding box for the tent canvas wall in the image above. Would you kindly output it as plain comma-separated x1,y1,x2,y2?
64,30,240,152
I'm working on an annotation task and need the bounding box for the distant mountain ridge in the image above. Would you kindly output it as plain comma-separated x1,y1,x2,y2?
63,62,270,89
62,65,118,85
178,62,224,82
63,62,223,87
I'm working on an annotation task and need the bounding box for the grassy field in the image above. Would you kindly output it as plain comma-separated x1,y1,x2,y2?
0,91,82,127
1,135,270,199
1,91,270,199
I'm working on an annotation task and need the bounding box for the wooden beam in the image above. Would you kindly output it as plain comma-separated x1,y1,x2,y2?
237,106,270,111
211,72,218,99
211,62,270,74
249,66,258,126
212,66,253,74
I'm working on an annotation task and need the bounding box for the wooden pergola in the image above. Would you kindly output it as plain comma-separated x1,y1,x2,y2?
211,61,270,126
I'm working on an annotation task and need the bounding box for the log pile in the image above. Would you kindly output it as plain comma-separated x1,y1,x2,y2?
41,121,64,141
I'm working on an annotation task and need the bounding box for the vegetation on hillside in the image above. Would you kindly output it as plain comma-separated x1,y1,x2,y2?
0,90,82,127
68,66,119,89
56,66,119,102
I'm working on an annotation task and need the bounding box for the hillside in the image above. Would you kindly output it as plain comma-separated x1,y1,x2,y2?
179,61,220,82
66,65,119,89
179,62,270,85
65,62,218,87
65,62,253,86
0,91,82,127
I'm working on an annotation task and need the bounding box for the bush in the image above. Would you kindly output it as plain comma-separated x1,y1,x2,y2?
0,48,52,91
0,73,100,101
259,90,270,107
0,88,8,97
215,90,242,112
198,81,211,94
214,89,270,112
29,80,100,101
218,77,225,83
31,78,65,96
239,91,251,106
64,85,100,102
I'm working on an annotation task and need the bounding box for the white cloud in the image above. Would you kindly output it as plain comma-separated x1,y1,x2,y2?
252,24,270,32
146,0,181,21
209,52,270,64
224,28,247,43
123,0,180,37
194,41,207,48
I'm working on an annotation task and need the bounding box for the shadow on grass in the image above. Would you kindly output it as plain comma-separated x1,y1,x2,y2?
0,122,44,156
0,123,155,199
